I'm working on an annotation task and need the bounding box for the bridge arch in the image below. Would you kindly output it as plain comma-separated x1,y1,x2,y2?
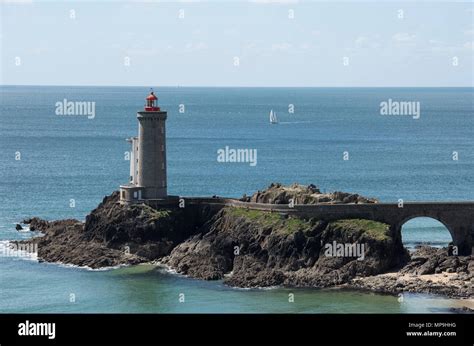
397,214,454,237
399,216,454,249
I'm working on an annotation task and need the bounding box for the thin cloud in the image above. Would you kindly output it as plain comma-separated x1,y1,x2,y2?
392,32,416,42
271,42,292,51
184,42,208,52
463,41,474,50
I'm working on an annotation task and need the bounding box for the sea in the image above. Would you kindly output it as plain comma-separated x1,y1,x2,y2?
0,86,472,313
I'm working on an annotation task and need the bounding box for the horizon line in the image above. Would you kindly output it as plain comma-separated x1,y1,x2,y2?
1,84,473,88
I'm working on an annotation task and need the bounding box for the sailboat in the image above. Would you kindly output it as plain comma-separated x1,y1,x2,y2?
269,109,278,124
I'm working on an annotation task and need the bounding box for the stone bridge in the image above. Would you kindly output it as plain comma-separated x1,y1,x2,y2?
183,198,474,255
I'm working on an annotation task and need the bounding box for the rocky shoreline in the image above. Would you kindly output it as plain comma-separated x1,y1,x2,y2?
13,183,474,300
349,246,473,298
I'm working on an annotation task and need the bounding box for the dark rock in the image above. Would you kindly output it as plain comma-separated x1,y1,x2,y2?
15,224,23,231
17,185,472,299
162,207,407,288
19,192,218,268
246,183,377,205
448,306,474,314
352,246,474,298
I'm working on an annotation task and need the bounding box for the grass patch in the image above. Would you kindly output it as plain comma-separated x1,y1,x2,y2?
330,219,390,241
226,207,311,234
134,204,171,221
284,217,311,234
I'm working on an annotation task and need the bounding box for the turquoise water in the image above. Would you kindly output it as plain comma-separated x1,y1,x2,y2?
0,86,473,313
0,263,463,313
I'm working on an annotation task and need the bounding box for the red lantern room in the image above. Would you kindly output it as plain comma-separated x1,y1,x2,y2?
144,90,161,111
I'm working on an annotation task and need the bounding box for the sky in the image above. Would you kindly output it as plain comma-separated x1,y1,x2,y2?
0,0,473,87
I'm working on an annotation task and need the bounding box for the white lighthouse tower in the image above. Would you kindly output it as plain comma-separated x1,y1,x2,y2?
120,90,168,204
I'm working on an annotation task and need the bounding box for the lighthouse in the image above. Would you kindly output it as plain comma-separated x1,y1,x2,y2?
120,90,168,203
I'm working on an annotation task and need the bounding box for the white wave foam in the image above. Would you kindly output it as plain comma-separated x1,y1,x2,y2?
154,261,179,275
15,225,32,233
229,284,280,291
54,261,127,271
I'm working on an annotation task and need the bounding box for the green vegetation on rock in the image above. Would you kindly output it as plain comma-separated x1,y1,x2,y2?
330,219,390,241
226,207,311,234
133,204,171,221
227,208,390,239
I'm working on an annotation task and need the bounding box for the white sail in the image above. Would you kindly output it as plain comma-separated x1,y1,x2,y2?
269,110,278,124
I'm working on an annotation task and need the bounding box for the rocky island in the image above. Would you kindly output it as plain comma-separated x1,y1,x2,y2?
15,183,473,299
